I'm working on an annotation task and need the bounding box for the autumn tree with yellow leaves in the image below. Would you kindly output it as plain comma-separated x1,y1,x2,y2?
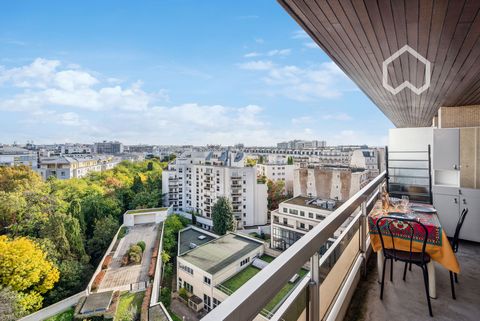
0,236,59,313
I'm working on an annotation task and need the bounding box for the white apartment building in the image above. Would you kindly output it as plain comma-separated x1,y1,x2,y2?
162,151,268,229
293,165,370,202
256,163,295,193
94,141,124,154
36,155,120,180
177,227,264,314
270,196,348,251
0,146,37,167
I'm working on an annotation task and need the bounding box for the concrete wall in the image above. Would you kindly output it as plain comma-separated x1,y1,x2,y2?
123,207,172,227
18,291,86,321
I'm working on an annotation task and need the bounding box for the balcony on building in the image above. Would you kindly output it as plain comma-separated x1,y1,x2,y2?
201,1,480,321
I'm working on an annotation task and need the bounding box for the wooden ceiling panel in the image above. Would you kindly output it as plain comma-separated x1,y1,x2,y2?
278,0,480,127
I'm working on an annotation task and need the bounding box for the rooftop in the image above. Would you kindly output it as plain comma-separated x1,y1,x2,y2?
178,227,217,255
283,196,340,211
179,233,263,274
80,291,113,314
125,207,168,215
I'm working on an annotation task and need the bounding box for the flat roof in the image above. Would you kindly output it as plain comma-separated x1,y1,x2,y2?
80,291,113,314
126,207,167,214
180,233,262,275
178,227,216,255
283,196,340,211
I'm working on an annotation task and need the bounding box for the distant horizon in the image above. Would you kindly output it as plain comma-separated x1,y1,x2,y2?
1,1,392,146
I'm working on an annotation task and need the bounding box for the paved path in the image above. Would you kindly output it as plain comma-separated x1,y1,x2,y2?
99,223,158,291
171,298,203,321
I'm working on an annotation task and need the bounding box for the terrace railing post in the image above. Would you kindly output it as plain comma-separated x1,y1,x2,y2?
360,199,367,277
309,252,320,321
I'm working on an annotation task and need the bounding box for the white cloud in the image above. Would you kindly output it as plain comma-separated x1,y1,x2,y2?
292,116,313,125
267,49,291,57
292,30,309,39
322,113,352,121
0,58,164,112
238,60,354,101
304,41,318,49
254,38,264,44
244,52,261,58
238,60,274,71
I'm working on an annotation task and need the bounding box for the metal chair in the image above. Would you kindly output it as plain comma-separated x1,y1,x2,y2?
376,216,433,317
449,208,469,300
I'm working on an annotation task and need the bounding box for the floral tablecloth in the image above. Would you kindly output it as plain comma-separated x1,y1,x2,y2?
368,200,460,273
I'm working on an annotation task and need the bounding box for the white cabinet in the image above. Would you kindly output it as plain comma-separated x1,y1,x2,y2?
433,128,460,170
459,188,480,242
433,191,459,237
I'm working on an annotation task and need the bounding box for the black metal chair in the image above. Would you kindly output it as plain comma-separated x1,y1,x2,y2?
376,216,433,317
449,208,469,300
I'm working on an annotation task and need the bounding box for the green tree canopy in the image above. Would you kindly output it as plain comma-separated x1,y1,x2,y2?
212,197,236,235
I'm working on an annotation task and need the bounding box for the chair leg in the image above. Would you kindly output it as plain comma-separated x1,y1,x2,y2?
409,262,412,271
403,262,408,281
380,257,387,300
450,271,456,300
422,266,433,317
454,272,458,283
390,258,393,282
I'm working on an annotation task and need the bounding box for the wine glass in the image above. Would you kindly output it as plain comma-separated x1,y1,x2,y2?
401,195,410,212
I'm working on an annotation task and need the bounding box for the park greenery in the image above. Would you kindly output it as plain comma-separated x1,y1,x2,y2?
212,196,236,235
0,159,167,319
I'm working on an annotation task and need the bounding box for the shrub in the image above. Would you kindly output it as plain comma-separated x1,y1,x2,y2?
136,241,146,252
102,255,112,270
178,287,188,301
128,245,142,264
91,270,106,291
118,226,128,239
160,287,171,308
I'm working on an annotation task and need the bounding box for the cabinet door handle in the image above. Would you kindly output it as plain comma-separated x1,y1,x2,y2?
453,164,458,170
463,199,467,205
454,198,458,204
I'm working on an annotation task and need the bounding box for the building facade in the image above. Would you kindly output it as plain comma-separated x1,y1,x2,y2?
256,163,295,194
162,151,268,229
94,141,124,154
293,165,370,202
270,196,345,251
0,146,37,167
36,155,120,180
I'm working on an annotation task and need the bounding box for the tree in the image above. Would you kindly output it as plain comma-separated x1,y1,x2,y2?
287,156,294,165
132,175,144,194
212,197,235,235
160,287,171,308
0,236,59,313
267,179,290,211
0,287,26,321
87,215,119,264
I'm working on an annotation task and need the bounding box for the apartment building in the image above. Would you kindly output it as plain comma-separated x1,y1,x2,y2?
0,145,37,167
36,155,120,180
94,141,124,154
276,140,327,149
270,196,346,251
162,151,268,229
293,165,370,202
176,227,264,313
256,163,295,193
60,144,92,155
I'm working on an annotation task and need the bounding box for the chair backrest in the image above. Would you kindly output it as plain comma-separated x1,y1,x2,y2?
452,208,469,253
376,215,429,264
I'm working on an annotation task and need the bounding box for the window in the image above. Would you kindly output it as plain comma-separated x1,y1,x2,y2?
300,223,305,229
184,281,193,293
240,257,250,266
300,211,305,217
309,225,314,230
204,294,211,311
273,215,279,223
213,298,221,309
283,218,288,225
316,214,324,220
179,263,193,275
283,207,288,213
203,276,211,285
289,209,298,215
308,212,314,219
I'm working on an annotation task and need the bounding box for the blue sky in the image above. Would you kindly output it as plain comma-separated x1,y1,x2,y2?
0,0,392,146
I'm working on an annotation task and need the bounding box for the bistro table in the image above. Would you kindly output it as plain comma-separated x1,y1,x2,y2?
368,200,460,299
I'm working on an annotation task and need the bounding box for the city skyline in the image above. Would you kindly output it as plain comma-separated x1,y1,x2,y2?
1,1,392,146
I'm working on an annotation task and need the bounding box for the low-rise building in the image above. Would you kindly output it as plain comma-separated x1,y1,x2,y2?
94,141,124,154
36,155,120,180
270,196,347,251
293,165,370,201
0,145,37,167
256,163,295,193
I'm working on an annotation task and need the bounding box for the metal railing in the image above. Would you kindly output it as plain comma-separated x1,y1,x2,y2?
202,171,386,321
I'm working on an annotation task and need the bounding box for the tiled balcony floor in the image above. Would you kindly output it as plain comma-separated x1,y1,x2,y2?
345,241,480,321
